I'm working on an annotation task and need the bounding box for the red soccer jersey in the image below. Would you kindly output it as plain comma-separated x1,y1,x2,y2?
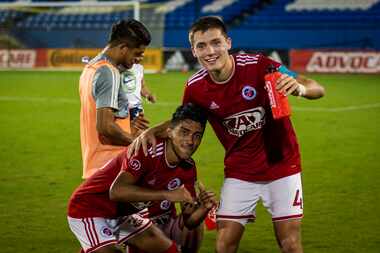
183,54,301,181
68,139,197,219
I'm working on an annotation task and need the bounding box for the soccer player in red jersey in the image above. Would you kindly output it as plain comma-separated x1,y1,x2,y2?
128,16,325,253
68,103,216,253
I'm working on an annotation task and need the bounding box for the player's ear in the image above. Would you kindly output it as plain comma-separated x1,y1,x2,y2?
191,47,197,58
166,127,174,139
226,37,232,50
119,43,130,53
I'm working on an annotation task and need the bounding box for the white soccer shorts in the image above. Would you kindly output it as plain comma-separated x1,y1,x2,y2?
68,214,152,253
216,173,304,226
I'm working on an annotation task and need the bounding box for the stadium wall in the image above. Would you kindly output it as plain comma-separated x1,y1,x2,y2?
165,28,380,50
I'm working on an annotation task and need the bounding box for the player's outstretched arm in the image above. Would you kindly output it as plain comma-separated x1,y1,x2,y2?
295,74,325,99
127,120,171,158
110,171,194,203
276,74,325,99
96,107,134,146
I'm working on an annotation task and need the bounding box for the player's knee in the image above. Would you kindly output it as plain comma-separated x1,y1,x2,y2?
280,235,301,253
215,221,244,253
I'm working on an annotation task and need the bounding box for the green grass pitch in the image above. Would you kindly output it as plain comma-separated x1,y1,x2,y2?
0,71,379,252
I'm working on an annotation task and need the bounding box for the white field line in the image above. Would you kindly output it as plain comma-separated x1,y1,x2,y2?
0,96,379,112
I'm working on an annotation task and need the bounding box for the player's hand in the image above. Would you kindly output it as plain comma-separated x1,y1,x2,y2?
166,185,194,203
127,128,157,158
132,115,150,131
276,74,300,96
197,182,217,210
146,94,156,103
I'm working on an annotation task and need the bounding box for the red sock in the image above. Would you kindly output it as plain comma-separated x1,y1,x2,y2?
162,241,178,253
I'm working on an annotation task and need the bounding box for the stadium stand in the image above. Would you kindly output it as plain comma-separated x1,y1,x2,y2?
0,0,379,49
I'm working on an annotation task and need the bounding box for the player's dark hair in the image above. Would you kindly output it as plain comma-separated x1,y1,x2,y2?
108,19,151,48
171,103,207,129
189,16,227,45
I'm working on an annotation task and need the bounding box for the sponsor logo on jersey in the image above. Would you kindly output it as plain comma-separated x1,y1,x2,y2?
125,215,144,228
167,178,181,190
209,101,220,110
100,226,113,237
121,71,136,93
222,107,265,137
130,201,152,210
129,159,141,171
151,211,171,225
241,85,257,100
160,200,172,210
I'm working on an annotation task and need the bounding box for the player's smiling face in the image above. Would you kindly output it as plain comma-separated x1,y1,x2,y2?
191,28,231,72
167,119,204,161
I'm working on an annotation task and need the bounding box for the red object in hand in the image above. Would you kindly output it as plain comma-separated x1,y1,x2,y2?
264,70,291,119
204,206,217,230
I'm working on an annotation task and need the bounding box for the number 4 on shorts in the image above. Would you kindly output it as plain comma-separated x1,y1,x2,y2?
292,189,303,209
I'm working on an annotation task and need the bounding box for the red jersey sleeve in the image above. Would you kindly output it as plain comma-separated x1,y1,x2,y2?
121,148,147,180
258,54,282,74
182,83,191,105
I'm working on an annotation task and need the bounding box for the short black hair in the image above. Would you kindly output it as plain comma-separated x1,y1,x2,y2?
171,103,207,129
108,19,151,48
189,16,227,45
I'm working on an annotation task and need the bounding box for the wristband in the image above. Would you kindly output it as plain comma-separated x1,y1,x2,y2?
297,84,306,97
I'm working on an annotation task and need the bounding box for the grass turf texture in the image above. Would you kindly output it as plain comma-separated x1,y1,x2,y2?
0,71,379,252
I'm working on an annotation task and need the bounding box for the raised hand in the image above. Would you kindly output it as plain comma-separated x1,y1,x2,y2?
197,182,217,210
132,114,150,131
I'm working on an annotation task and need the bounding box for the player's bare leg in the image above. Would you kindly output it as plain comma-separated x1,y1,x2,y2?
273,219,303,253
126,225,176,253
181,223,204,253
215,220,244,253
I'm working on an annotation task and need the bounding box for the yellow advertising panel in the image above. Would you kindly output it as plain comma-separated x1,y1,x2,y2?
47,48,162,72
48,48,100,68
141,48,163,72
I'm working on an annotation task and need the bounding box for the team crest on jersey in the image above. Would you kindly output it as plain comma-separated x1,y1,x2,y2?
129,159,141,171
222,107,265,137
167,178,181,190
100,226,113,237
241,85,257,100
160,200,172,210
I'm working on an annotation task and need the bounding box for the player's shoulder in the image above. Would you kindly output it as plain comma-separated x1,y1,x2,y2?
234,53,262,67
130,63,144,73
146,139,165,159
186,68,208,87
88,54,114,69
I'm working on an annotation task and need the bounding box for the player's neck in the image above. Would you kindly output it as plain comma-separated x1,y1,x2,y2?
103,46,119,67
165,140,180,168
209,55,234,84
